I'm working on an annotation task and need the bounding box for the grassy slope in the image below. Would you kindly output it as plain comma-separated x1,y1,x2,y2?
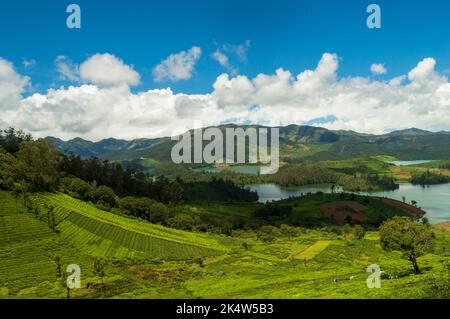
0,191,98,297
1,191,449,298
31,193,228,260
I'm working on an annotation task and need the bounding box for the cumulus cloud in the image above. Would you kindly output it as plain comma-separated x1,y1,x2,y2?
0,58,29,111
79,53,140,87
371,63,387,75
4,53,450,141
153,46,202,82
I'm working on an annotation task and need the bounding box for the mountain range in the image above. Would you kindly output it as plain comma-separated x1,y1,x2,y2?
45,125,450,169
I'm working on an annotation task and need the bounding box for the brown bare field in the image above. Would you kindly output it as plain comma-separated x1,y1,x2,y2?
435,222,450,232
320,201,368,224
300,144,311,152
378,197,425,217
390,165,450,181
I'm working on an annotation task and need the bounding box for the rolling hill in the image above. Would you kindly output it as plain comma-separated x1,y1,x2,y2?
46,125,450,171
25,192,228,260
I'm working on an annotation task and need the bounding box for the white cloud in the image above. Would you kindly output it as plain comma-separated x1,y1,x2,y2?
22,59,36,68
371,63,387,75
79,53,140,87
212,49,237,76
212,50,229,67
153,46,202,82
223,40,251,63
55,55,80,82
4,53,450,141
0,58,29,111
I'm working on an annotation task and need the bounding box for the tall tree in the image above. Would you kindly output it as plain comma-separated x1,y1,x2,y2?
379,216,434,273
13,140,60,191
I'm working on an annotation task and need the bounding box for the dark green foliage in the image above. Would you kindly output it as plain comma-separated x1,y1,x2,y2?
272,164,338,186
167,213,196,231
119,196,170,223
94,185,117,208
60,177,94,200
93,258,106,283
13,139,60,191
183,178,258,202
0,147,14,190
256,225,282,242
410,170,450,186
253,202,292,221
0,127,32,154
59,154,185,204
270,163,398,192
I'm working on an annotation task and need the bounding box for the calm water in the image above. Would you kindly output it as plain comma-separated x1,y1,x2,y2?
387,160,437,166
248,183,450,224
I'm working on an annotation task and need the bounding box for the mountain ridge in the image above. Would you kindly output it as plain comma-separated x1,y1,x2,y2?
45,124,450,165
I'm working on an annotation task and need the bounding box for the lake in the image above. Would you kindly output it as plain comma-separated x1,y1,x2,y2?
387,160,437,166
248,182,450,224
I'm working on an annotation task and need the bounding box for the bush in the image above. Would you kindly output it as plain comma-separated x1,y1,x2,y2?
167,214,196,231
257,225,282,242
421,276,450,299
60,177,94,200
94,185,117,207
119,196,169,222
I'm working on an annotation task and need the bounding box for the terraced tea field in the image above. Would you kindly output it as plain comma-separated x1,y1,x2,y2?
31,193,228,260
1,190,449,299
0,191,94,297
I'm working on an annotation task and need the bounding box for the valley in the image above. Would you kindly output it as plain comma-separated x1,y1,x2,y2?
0,126,449,299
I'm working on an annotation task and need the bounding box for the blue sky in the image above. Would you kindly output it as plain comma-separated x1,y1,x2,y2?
2,0,450,94
2,0,450,140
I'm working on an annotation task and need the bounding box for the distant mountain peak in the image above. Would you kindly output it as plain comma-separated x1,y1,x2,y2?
388,128,432,135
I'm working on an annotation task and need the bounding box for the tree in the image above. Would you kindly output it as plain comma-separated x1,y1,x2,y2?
94,185,117,208
60,177,93,200
0,147,14,190
167,214,195,231
52,255,62,278
47,205,56,231
93,258,106,284
119,196,169,222
0,127,32,154
379,216,434,273
13,139,60,191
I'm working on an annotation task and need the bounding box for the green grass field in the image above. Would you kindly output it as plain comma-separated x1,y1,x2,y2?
323,157,394,177
1,190,449,299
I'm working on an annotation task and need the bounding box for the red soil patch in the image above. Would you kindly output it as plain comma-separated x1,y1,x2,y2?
378,198,425,218
320,201,368,225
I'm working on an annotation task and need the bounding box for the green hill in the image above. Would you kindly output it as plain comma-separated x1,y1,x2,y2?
46,125,450,173
29,192,227,260
1,190,449,299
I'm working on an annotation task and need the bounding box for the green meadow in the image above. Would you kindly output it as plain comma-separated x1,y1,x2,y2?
1,190,448,299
